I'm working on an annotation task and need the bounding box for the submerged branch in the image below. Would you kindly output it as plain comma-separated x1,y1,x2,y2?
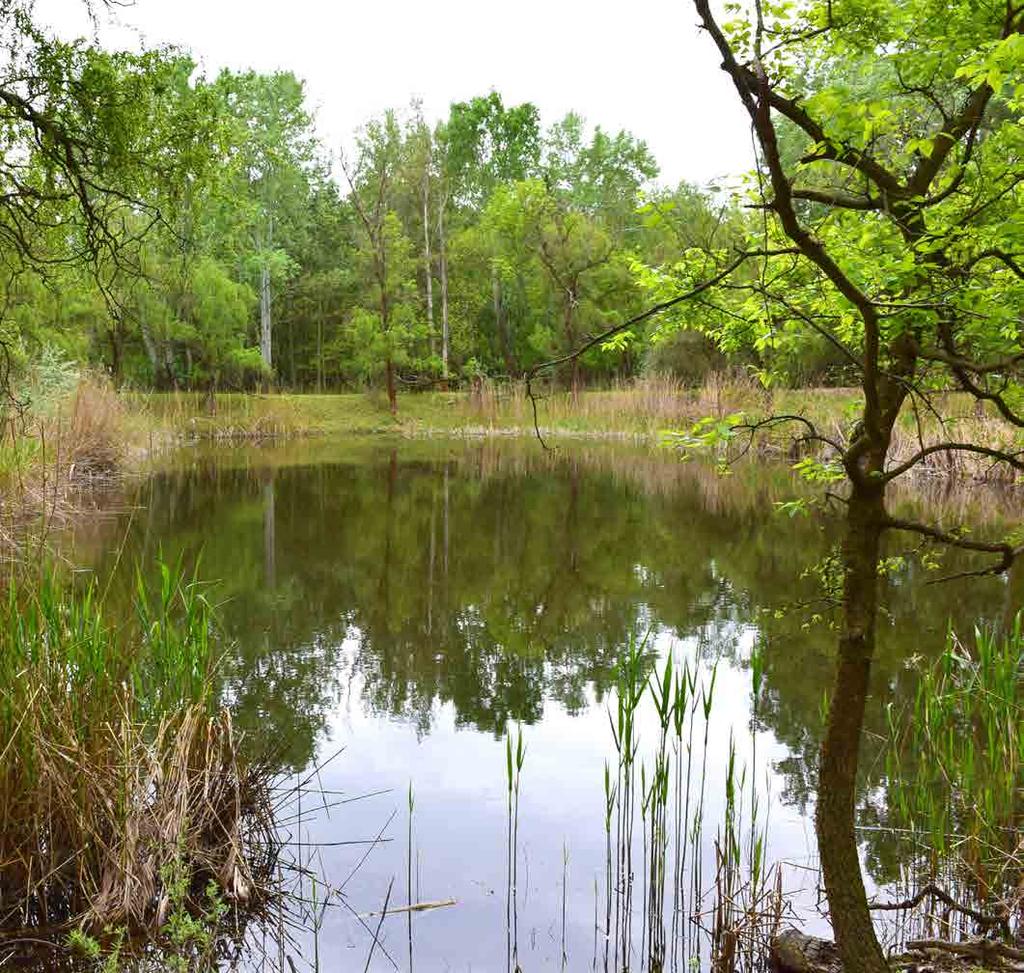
870,882,1009,933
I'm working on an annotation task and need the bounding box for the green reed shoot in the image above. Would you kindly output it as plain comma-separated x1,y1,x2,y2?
505,722,526,970
596,634,778,973
885,617,1023,913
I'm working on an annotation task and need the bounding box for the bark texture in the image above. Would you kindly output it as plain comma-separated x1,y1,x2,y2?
815,484,888,973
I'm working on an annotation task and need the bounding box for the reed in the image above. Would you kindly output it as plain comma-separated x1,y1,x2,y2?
127,390,314,442
883,617,1023,939
0,561,282,965
597,633,781,973
505,723,525,971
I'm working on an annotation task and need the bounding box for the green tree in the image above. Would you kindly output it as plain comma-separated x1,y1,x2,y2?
0,13,221,397
436,94,542,378
211,70,317,378
343,111,426,414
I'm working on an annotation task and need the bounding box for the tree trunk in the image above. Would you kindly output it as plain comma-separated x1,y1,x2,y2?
316,298,324,394
423,167,435,357
437,190,450,384
108,325,123,385
815,482,889,973
140,324,160,385
260,261,273,376
563,292,580,399
385,357,397,416
163,340,178,391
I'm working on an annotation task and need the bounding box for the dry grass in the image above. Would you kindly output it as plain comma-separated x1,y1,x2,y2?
464,372,769,433
128,390,314,442
63,377,130,479
0,376,136,562
1,704,277,936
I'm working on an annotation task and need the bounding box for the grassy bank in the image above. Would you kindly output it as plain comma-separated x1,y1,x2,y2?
129,375,1024,483
3,375,1023,513
126,374,812,440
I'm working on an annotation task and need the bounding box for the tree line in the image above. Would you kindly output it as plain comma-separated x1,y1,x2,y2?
0,9,856,412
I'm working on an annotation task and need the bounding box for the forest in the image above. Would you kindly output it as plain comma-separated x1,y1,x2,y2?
0,9,849,412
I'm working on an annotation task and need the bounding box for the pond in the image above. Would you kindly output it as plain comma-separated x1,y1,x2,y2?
62,437,1015,972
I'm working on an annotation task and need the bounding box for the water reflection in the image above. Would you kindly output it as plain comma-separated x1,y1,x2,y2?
62,439,1010,969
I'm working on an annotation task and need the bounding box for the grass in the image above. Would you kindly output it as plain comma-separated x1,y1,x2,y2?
0,560,281,965
0,377,138,561
883,616,1024,939
121,375,1024,485
124,374,780,441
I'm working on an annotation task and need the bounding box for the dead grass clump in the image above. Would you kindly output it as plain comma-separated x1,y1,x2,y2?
64,376,128,480
1,704,278,937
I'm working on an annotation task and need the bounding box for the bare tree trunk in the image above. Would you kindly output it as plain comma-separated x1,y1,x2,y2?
316,298,324,393
260,262,273,374
816,482,888,973
163,340,177,391
385,357,397,416
140,323,160,382
563,292,580,399
437,189,450,383
259,217,274,380
423,166,435,356
108,324,124,385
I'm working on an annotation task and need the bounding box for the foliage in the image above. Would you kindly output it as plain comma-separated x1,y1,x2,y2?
0,5,737,400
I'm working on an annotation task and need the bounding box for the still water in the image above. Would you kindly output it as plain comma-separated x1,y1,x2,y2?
65,438,1013,971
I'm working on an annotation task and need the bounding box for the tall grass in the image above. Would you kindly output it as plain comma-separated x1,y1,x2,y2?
883,617,1023,939
0,375,132,563
128,390,314,442
466,374,768,435
0,561,279,954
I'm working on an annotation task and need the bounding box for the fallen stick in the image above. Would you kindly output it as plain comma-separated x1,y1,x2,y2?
906,937,1024,967
871,882,1008,932
358,898,458,919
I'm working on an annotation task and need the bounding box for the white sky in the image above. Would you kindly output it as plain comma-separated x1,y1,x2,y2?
35,0,753,187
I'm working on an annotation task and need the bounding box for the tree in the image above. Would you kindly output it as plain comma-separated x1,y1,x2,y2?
436,94,542,379
485,180,620,390
482,118,656,389
669,1,1024,971
342,111,425,414
0,9,221,398
212,70,317,378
